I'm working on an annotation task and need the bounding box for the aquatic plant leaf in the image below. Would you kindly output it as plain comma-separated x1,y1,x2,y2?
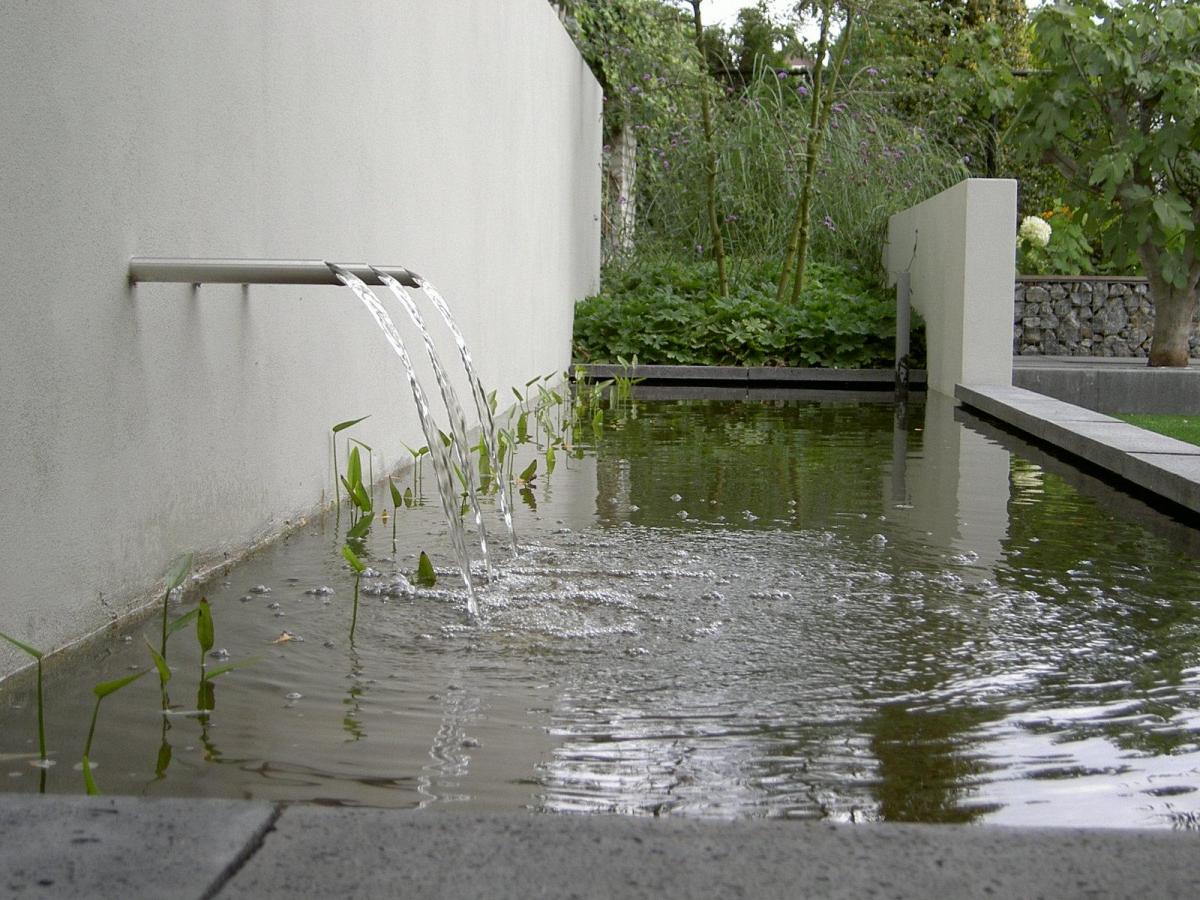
145,640,171,685
416,551,437,587
197,679,215,712
350,438,373,453
165,552,193,592
517,413,529,444
347,512,374,539
196,599,214,656
93,668,149,699
0,630,42,660
545,445,556,475
342,545,365,573
438,430,452,449
206,656,261,680
403,487,413,508
347,447,362,489
167,608,200,637
389,478,402,508
525,376,540,388
155,740,172,778
332,416,369,434
519,486,537,511
351,483,372,514
487,390,497,414
518,459,537,484
82,755,99,795
512,387,524,403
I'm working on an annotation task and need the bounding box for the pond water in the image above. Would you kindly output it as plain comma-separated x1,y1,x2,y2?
3,390,1200,828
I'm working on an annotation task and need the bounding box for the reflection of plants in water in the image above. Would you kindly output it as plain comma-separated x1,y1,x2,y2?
81,669,149,794
0,630,49,789
342,650,367,743
342,545,366,642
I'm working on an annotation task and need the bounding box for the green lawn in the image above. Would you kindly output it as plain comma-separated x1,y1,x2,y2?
1116,414,1200,447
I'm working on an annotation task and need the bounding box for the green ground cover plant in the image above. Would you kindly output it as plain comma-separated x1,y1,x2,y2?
573,257,922,368
1116,414,1200,448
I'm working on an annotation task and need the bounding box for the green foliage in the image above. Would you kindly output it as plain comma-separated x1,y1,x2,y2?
416,552,438,588
1013,1,1200,360
573,258,922,368
1016,203,1098,276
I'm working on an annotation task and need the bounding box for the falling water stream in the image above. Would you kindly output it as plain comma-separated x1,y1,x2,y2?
325,264,478,615
369,268,492,582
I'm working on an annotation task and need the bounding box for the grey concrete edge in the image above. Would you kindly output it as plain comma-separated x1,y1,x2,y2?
5,796,1200,900
578,363,927,387
956,383,1200,516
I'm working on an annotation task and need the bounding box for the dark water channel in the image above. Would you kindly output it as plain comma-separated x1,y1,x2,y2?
3,391,1200,828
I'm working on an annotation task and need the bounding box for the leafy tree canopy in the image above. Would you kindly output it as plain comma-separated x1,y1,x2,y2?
1013,0,1200,364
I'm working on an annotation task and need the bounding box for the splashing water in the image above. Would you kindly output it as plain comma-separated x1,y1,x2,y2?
413,276,517,553
372,269,491,582
326,263,478,618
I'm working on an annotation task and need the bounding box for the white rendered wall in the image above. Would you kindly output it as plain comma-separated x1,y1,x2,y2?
0,1,601,678
885,179,1017,396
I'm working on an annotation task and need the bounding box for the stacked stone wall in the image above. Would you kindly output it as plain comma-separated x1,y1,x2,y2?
1014,277,1200,357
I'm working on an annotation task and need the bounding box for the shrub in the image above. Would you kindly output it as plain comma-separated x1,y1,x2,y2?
573,258,924,369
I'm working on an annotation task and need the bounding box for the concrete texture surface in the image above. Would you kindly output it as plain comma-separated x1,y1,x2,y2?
3,796,1199,900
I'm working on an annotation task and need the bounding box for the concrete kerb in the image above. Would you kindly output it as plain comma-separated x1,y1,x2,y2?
578,363,927,388
4,796,1200,900
956,383,1200,517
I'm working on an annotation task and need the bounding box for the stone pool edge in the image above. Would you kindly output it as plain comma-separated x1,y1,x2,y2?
4,795,1198,899
956,383,1200,517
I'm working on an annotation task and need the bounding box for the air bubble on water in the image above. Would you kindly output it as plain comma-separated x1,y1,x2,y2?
285,691,303,701
670,494,683,502
250,585,272,594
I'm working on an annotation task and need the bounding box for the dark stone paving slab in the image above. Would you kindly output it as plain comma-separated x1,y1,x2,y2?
0,795,276,899
218,808,1200,900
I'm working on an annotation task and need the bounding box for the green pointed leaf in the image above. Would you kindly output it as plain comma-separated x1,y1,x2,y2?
347,446,362,488
350,437,373,453
518,459,537,483
342,544,365,573
512,387,524,403
332,416,369,434
155,741,172,777
0,630,42,660
196,599,214,655
93,668,149,699
347,511,375,539
525,376,540,388
403,486,413,508
416,551,437,587
517,412,529,444
82,755,100,795
145,640,171,685
487,390,498,414
164,552,193,592
197,679,215,712
545,444,556,475
438,430,452,448
351,483,372,513
389,478,402,508
167,608,200,637
206,656,261,680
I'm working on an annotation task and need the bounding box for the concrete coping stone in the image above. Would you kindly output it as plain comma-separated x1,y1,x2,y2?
956,383,1200,515
5,796,1200,899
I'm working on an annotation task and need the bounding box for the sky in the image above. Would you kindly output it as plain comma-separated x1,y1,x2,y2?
702,0,797,29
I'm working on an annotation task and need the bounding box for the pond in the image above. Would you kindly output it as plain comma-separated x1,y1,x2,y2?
3,389,1199,828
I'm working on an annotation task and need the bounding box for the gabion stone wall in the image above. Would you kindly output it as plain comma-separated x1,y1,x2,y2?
1013,277,1200,357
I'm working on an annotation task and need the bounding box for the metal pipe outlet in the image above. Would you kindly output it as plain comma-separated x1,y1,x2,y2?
128,258,420,288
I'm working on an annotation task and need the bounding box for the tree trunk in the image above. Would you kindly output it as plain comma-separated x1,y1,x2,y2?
604,123,638,264
690,0,728,297
1147,273,1199,367
1141,240,1200,367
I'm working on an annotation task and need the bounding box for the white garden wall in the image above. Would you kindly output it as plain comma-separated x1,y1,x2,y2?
0,1,601,678
885,179,1017,396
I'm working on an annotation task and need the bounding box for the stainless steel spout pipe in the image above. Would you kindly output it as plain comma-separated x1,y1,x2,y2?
129,258,420,287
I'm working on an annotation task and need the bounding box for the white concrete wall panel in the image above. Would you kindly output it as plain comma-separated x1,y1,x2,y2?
886,179,1017,396
0,1,602,676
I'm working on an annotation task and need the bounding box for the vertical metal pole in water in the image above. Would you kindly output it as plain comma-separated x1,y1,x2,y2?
895,272,911,397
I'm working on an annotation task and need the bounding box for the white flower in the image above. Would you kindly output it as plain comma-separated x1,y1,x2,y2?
1018,215,1052,248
